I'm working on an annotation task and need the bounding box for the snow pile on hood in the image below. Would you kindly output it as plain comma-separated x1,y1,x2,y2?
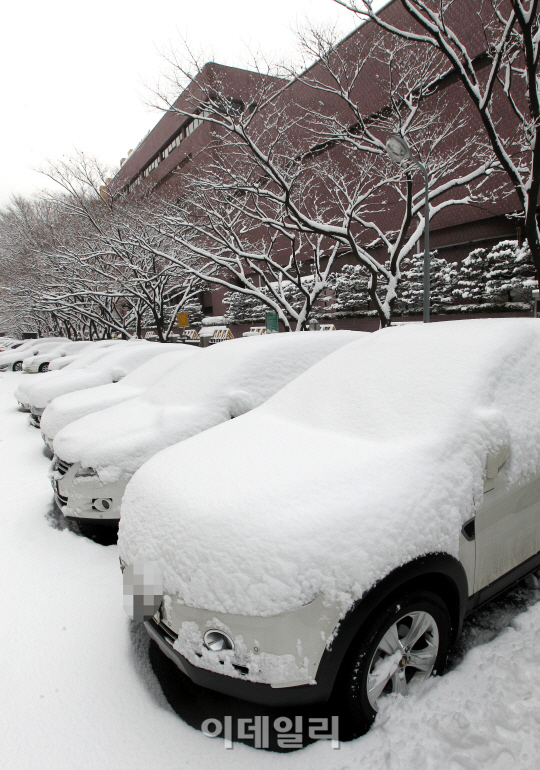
41,346,199,440
53,330,363,473
118,319,540,618
19,341,159,410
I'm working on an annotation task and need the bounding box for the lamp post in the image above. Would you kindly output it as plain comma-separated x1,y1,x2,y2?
386,134,430,323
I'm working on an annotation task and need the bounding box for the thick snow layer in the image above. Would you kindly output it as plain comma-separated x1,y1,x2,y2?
16,341,164,410
15,340,129,404
53,330,363,473
0,337,69,367
41,346,199,441
119,319,540,618
4,370,540,769
47,339,124,372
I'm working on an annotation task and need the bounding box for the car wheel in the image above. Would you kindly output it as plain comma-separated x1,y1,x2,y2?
12,361,23,371
38,362,49,373
333,591,451,739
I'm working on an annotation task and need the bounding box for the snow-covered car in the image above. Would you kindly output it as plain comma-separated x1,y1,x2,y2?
118,318,540,738
15,340,128,412
19,341,164,427
40,346,199,450
22,340,93,374
50,330,363,527
0,339,22,352
47,339,123,372
0,337,69,372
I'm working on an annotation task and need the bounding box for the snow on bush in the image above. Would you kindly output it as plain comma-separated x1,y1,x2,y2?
455,240,536,303
399,251,459,308
119,319,540,619
326,264,371,313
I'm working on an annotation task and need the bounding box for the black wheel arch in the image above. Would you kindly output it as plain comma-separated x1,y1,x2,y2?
314,553,468,702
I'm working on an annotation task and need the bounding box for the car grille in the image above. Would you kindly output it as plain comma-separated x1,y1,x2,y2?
55,490,68,507
56,458,72,477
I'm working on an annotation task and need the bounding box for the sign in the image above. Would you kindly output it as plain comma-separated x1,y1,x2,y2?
265,312,278,333
177,312,189,328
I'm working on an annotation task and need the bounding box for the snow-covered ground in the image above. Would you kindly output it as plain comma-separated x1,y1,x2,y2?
2,369,540,770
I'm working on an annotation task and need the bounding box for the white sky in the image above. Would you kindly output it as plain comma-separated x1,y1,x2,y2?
1,0,369,206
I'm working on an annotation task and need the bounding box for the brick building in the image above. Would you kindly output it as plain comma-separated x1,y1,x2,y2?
110,0,530,332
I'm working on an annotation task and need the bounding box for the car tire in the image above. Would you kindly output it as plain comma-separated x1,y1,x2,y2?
38,362,49,373
332,590,451,740
12,361,23,371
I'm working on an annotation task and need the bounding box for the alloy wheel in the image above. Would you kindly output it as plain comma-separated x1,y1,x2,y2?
366,610,439,710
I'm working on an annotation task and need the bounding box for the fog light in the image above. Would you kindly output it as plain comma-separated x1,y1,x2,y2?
204,630,234,652
92,498,112,512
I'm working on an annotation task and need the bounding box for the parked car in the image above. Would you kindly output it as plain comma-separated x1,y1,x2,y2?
0,337,69,372
50,330,364,528
40,345,199,450
18,341,161,427
15,340,128,411
47,339,125,372
0,339,22,352
118,318,540,738
22,340,93,374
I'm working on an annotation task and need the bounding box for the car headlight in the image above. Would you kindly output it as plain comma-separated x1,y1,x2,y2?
75,466,98,478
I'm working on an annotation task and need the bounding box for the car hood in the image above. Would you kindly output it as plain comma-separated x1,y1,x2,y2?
15,370,64,404
53,397,229,474
23,369,119,410
41,382,143,440
118,318,540,617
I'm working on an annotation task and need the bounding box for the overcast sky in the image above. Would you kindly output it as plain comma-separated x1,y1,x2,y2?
1,0,373,206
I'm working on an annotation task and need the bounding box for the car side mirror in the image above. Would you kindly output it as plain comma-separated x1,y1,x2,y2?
486,445,510,479
228,390,254,418
111,367,126,383
484,444,510,493
60,351,67,357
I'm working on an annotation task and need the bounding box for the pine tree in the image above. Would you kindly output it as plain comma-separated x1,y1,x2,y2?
483,240,535,302
326,264,371,312
453,248,487,302
399,252,458,309
454,240,535,304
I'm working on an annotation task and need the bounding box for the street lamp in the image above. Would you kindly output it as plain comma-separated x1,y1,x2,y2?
386,134,430,323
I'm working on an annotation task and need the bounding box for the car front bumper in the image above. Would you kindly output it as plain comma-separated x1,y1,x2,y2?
29,407,44,428
143,592,344,705
51,459,127,521
145,616,332,707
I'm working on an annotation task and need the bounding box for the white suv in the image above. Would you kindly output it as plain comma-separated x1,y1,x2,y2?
119,318,540,738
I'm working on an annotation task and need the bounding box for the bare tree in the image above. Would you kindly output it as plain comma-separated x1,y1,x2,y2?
148,32,498,327
3,156,209,341
338,0,540,283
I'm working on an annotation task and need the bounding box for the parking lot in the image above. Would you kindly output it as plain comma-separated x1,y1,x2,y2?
2,368,540,770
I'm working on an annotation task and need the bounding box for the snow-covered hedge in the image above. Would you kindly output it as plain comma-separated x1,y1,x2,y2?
223,240,536,324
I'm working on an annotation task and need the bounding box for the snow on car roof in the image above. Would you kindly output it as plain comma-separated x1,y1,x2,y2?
41,346,199,440
22,341,163,410
53,330,364,473
118,319,540,618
